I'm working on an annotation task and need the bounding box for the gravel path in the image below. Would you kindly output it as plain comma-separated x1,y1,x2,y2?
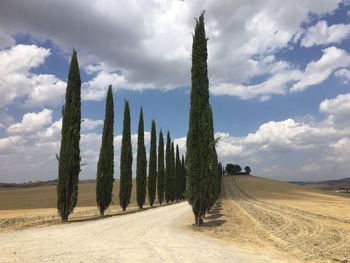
0,202,285,262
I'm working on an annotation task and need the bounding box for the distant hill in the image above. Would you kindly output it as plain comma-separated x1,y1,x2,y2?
0,179,111,188
290,177,350,190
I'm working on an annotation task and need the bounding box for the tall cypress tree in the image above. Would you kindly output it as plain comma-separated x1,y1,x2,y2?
136,107,147,209
57,49,81,222
170,142,176,202
96,86,114,216
175,145,181,201
148,120,157,207
205,106,219,213
181,155,186,200
119,100,133,211
165,131,172,203
157,130,165,204
186,12,217,226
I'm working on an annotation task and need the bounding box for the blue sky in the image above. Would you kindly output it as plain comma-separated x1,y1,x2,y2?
0,0,349,183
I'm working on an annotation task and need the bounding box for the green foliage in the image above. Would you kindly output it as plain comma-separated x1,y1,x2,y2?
148,120,157,207
57,49,81,222
186,12,219,226
170,142,176,202
119,100,133,211
96,86,114,216
226,163,242,175
181,155,187,200
165,132,173,203
175,145,182,201
157,130,165,204
136,107,147,209
244,166,251,175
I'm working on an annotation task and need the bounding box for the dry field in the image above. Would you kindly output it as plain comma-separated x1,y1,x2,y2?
0,179,155,232
198,176,350,263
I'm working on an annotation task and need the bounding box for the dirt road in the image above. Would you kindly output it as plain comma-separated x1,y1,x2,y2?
0,202,285,263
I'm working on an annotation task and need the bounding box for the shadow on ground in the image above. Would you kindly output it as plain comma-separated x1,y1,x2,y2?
201,201,226,227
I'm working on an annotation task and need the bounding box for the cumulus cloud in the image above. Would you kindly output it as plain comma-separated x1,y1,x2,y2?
210,69,302,100
0,44,66,108
291,47,350,92
320,93,350,128
335,68,350,83
7,108,53,135
211,46,350,99
209,93,350,180
82,119,103,131
328,137,350,163
0,0,343,100
301,20,350,47
0,136,24,153
23,75,66,108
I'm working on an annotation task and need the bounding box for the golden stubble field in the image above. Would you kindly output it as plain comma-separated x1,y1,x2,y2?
197,176,350,263
0,179,158,232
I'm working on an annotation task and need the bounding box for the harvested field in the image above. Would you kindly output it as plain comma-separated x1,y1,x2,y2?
0,179,151,232
198,176,350,263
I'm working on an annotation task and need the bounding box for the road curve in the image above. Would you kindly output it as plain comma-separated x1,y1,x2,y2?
0,202,285,262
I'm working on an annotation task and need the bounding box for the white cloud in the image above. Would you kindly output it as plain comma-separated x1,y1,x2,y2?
0,111,15,129
328,137,350,163
209,93,350,180
0,44,66,108
37,118,62,142
0,136,24,153
0,0,343,99
335,68,350,83
210,69,302,100
211,46,350,99
82,118,103,131
23,74,66,108
301,20,350,47
2,91,350,182
7,108,53,135
82,71,126,101
320,93,350,128
291,46,350,92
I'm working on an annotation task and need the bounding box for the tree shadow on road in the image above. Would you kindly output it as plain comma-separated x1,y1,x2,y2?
206,213,223,220
201,219,226,227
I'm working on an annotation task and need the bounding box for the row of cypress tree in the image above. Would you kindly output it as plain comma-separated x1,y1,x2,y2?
57,51,187,221
57,12,222,223
99,101,188,213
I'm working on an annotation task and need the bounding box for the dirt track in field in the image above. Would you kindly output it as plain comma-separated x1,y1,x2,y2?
215,176,350,263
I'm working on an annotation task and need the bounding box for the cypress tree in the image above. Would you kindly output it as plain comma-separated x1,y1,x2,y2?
157,130,165,204
181,155,187,200
136,107,147,209
186,12,217,226
205,106,219,213
165,131,172,203
96,86,114,216
148,120,157,207
119,100,133,211
217,162,223,198
57,49,81,222
175,145,181,201
170,142,176,202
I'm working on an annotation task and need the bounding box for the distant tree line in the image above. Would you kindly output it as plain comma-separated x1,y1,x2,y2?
57,50,187,222
225,163,251,176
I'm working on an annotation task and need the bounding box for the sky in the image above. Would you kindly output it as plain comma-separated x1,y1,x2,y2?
0,0,350,183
